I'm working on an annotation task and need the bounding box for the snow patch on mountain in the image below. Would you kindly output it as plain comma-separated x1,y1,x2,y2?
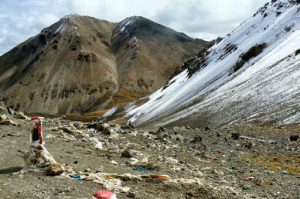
113,16,137,38
103,107,117,117
127,1,300,126
54,21,67,34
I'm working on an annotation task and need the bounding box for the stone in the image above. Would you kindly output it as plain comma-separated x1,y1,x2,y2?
14,112,29,120
0,106,5,114
46,163,64,176
243,141,253,149
185,125,192,130
102,127,111,136
95,123,104,131
89,137,103,150
121,125,131,130
87,122,104,131
125,158,139,166
121,149,133,158
128,122,135,129
96,167,104,173
289,135,299,141
84,168,91,172
0,120,16,126
73,122,82,128
0,114,7,121
87,122,97,129
242,183,252,190
111,160,118,165
103,123,110,128
157,126,165,133
253,178,263,186
7,107,14,115
191,136,202,143
127,192,136,198
62,127,76,135
157,132,170,140
231,132,240,140
120,125,131,134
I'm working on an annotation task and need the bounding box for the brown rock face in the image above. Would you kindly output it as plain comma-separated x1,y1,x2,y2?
0,15,208,115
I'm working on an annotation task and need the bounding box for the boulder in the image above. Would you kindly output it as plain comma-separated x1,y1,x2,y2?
62,127,76,135
120,125,131,134
190,136,202,143
45,163,65,176
73,122,82,129
0,106,6,114
89,137,103,150
102,127,112,136
14,112,30,120
95,123,105,131
157,132,170,140
290,135,299,141
7,107,14,115
157,126,165,133
87,122,104,131
127,192,136,198
185,125,192,130
121,149,133,158
0,119,16,126
0,114,7,121
231,132,240,140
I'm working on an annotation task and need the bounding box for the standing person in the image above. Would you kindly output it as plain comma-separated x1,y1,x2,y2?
31,116,44,150
24,116,57,171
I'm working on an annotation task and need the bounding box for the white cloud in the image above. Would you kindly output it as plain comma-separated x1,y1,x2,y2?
0,0,269,55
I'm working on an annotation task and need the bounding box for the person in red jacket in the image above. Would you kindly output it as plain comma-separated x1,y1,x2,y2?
31,116,44,150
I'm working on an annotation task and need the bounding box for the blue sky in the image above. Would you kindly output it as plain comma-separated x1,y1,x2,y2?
0,0,268,55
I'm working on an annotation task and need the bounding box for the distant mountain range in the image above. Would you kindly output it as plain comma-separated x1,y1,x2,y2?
128,0,300,127
0,15,208,115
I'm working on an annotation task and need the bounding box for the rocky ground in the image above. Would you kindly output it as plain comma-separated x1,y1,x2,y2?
0,108,299,198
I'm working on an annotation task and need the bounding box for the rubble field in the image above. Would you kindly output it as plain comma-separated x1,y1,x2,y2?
0,114,299,198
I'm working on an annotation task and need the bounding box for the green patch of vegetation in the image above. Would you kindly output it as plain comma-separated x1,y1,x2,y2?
243,155,300,175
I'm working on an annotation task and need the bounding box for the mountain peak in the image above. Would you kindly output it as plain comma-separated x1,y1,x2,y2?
0,15,207,115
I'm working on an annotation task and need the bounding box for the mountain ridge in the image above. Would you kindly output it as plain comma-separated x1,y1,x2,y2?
127,0,300,128
0,15,208,115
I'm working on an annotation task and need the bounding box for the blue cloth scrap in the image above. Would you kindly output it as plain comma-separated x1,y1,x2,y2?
134,167,150,174
69,173,81,180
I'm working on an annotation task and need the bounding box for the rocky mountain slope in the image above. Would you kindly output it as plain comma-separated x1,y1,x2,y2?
0,15,207,115
128,0,300,128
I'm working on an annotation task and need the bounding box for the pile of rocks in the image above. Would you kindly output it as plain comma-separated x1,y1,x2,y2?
0,104,30,126
0,110,299,198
